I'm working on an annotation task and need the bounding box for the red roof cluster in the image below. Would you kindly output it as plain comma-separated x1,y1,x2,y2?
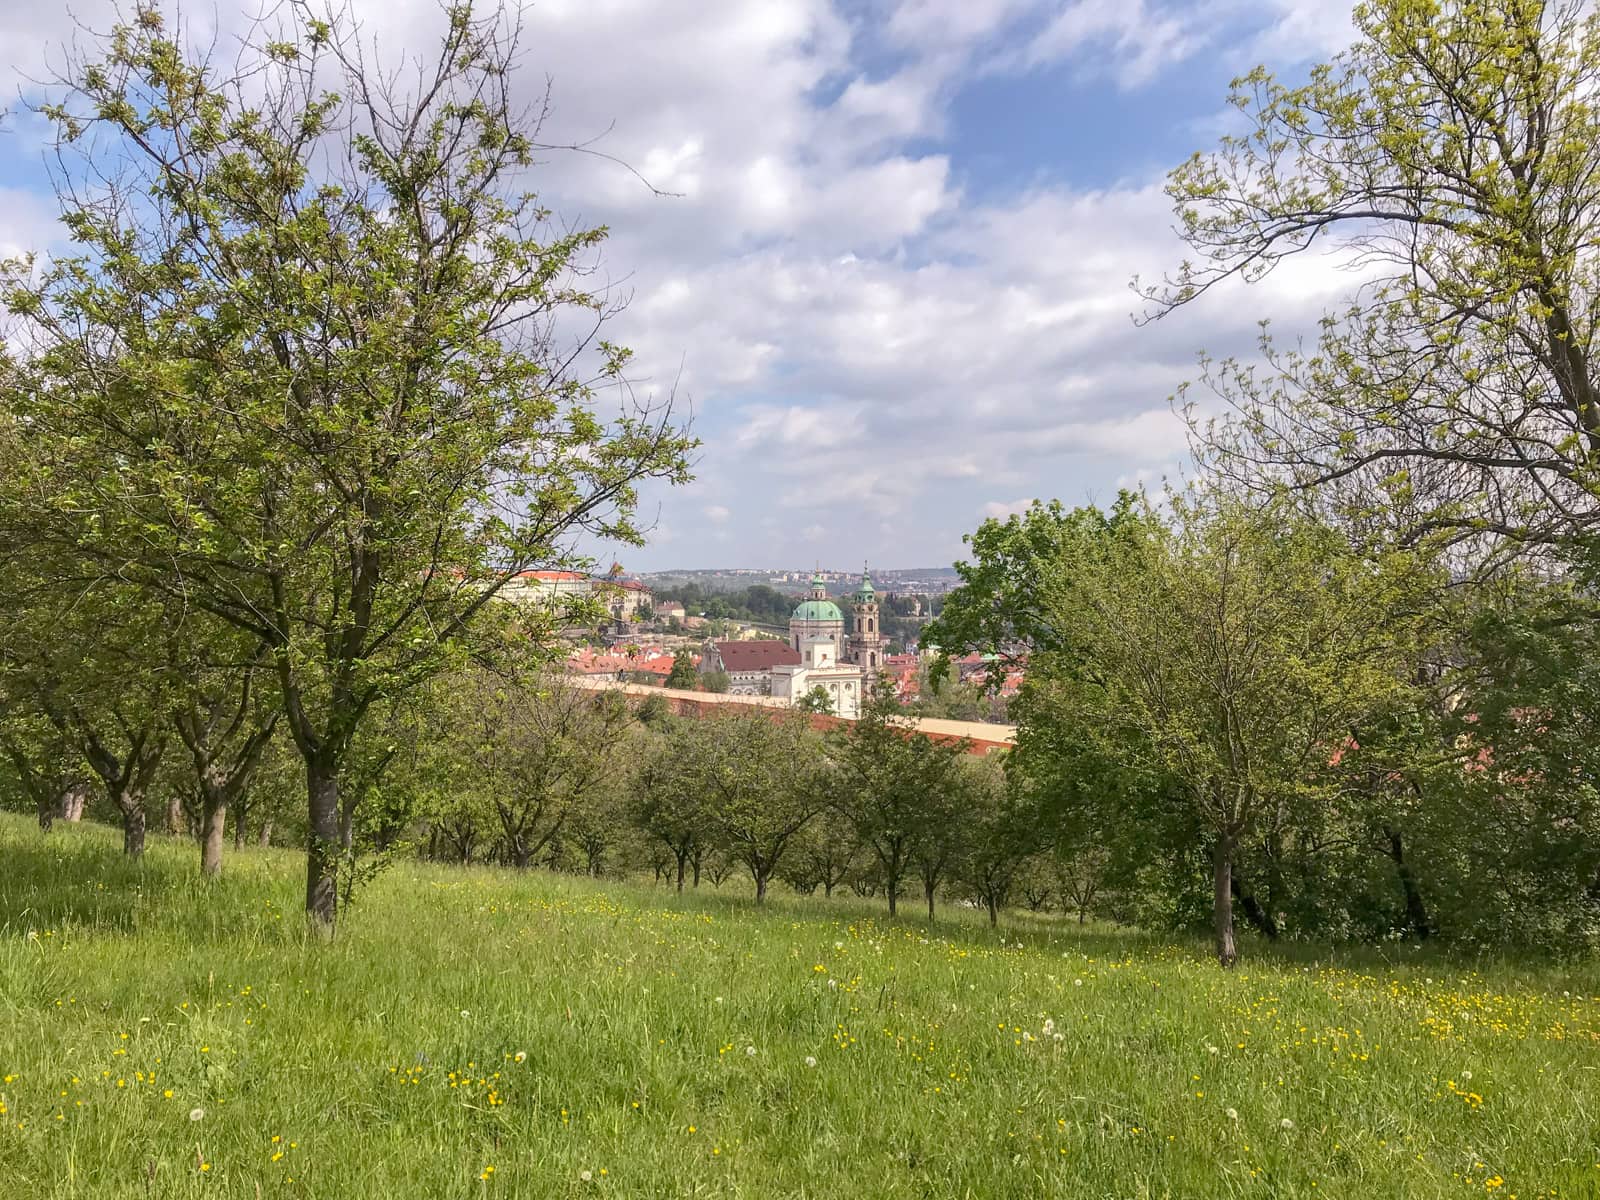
566,645,693,678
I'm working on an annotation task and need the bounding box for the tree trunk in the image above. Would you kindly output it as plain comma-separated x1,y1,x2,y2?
887,878,898,919
201,800,227,878
1212,837,1237,968
986,893,997,927
166,794,187,837
675,849,687,894
234,800,247,851
823,880,834,899
925,879,936,921
258,819,273,848
306,761,341,928
754,872,768,903
37,795,54,832
122,802,147,857
1231,875,1279,939
59,784,87,822
1385,827,1433,940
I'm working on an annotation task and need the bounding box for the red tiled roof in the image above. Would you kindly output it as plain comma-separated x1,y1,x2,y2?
712,640,802,672
517,570,588,581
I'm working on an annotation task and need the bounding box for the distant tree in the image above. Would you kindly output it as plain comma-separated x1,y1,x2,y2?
832,692,966,918
956,756,1043,927
797,686,835,716
702,671,731,695
632,719,711,892
666,649,698,690
696,711,823,902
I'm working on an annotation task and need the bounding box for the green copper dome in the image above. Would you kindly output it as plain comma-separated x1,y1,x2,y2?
793,598,844,622
855,569,875,601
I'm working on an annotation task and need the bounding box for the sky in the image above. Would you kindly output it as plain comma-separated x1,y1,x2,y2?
0,0,1364,572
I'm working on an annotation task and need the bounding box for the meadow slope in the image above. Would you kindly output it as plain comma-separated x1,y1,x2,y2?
1,814,1598,1199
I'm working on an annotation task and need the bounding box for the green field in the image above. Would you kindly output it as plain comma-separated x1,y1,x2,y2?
1,814,1598,1198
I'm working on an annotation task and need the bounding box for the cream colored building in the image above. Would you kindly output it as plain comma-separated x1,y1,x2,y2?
771,637,863,718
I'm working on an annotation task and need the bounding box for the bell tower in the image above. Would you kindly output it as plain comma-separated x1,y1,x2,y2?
848,565,883,682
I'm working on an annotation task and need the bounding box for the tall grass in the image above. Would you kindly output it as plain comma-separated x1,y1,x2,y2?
1,812,1597,1198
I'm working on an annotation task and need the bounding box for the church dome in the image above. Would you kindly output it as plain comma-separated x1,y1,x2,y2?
793,598,843,622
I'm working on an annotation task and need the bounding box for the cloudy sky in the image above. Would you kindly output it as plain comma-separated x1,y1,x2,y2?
0,0,1362,571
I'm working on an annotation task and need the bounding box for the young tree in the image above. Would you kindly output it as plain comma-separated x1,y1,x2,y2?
832,692,966,918
632,719,711,893
956,756,1043,927
696,711,822,902
2,5,693,924
170,632,281,877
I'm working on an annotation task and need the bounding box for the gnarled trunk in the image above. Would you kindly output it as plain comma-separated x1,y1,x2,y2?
200,799,227,877
257,819,273,848
166,794,187,837
1385,827,1433,940
122,802,147,857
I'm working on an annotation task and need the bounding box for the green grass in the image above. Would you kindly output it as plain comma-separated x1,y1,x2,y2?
1,813,1598,1198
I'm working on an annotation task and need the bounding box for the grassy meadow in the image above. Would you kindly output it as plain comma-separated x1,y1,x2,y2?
1,813,1598,1198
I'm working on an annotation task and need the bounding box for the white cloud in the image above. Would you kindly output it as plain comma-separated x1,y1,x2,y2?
0,0,1369,569
981,498,1037,519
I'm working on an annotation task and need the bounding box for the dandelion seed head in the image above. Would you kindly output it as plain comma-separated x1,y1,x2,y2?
188,1108,204,1122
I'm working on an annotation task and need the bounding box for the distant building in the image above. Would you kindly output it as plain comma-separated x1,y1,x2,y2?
700,639,801,695
771,636,864,718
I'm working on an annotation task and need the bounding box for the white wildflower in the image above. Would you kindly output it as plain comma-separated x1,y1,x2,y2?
1226,1107,1239,1121
1280,1118,1294,1131
189,1108,205,1122
804,1056,817,1068
745,1045,757,1057
1207,1044,1219,1055
1461,1070,1472,1081
579,1169,593,1183
1074,979,1084,987
1042,1019,1055,1035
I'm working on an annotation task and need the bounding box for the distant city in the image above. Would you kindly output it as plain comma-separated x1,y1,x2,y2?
637,566,962,596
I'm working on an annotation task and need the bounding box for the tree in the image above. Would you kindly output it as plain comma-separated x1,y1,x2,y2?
632,718,711,893
170,630,281,877
797,685,835,715
832,692,966,918
2,4,693,924
1030,493,1424,965
1149,0,1600,553
956,756,1043,927
665,648,698,690
696,711,822,902
783,799,862,898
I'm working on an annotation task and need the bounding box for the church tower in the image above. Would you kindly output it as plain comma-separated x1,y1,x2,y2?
848,567,883,682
